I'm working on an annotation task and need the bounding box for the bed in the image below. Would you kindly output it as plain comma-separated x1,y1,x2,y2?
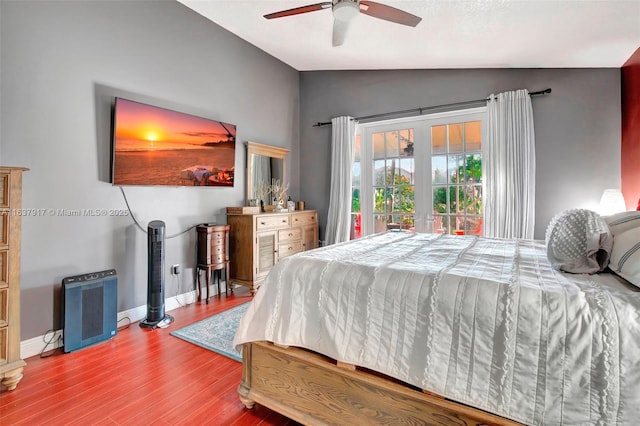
233,229,640,425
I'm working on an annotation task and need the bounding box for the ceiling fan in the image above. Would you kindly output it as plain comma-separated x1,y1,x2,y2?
264,0,422,46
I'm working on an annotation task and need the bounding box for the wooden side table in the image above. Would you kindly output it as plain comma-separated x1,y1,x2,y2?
196,224,230,303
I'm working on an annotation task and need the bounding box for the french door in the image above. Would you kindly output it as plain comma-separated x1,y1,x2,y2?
352,108,486,238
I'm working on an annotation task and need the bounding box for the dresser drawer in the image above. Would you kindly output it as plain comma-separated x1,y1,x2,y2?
0,288,6,327
0,326,7,364
208,253,228,265
0,250,6,288
0,215,7,247
0,174,8,207
278,241,303,259
207,231,226,242
256,214,290,230
278,227,301,243
292,211,317,226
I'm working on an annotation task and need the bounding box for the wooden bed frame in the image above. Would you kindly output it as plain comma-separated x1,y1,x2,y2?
238,341,522,425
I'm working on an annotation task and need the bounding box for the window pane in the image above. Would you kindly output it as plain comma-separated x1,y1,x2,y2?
374,160,385,185
399,158,415,185
449,123,463,152
464,185,474,214
449,186,464,214
354,134,361,162
373,132,385,160
433,214,447,234
464,154,482,183
352,161,360,186
432,156,447,184
448,155,464,184
395,185,414,212
432,125,446,154
352,187,360,213
374,187,387,213
350,213,362,239
386,159,397,185
466,184,483,215
388,214,402,230
374,215,387,233
392,192,402,212
465,121,481,151
465,216,483,236
400,138,413,158
453,216,465,234
475,185,483,214
433,187,447,213
400,129,414,157
385,131,399,157
400,215,414,230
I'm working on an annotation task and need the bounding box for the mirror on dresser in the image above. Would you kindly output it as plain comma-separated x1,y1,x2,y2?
246,141,289,207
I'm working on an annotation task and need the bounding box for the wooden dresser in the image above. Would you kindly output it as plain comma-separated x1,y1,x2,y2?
0,167,27,391
227,210,318,293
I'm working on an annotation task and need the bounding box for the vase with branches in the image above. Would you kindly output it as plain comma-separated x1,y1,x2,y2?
269,179,289,212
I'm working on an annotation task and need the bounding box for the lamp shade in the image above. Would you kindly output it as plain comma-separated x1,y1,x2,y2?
599,189,626,216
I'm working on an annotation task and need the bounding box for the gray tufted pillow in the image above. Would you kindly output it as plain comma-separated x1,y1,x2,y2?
545,208,613,274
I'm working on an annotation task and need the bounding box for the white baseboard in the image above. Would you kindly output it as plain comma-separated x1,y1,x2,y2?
20,288,204,360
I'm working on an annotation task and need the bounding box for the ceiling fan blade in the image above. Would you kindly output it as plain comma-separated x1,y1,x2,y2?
264,2,332,19
359,1,422,27
332,18,350,47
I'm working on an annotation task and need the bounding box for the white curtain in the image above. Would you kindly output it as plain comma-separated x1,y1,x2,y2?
484,89,536,239
325,116,357,245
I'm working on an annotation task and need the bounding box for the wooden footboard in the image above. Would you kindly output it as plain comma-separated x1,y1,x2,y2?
238,341,521,425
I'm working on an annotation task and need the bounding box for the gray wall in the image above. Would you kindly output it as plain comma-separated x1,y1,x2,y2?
0,0,300,339
299,69,621,240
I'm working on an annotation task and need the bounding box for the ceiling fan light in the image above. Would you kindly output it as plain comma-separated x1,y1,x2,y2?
333,1,359,21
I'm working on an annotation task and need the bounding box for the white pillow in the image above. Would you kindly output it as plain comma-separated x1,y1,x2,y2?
609,226,640,288
545,208,613,274
604,211,640,236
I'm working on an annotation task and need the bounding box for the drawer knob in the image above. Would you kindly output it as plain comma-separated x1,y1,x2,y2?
260,221,266,225
288,247,292,251
282,219,287,223
288,233,293,237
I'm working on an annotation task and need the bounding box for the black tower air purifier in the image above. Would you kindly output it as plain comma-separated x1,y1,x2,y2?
140,220,173,328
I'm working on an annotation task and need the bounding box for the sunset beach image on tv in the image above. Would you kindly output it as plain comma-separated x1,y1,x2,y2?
112,98,236,186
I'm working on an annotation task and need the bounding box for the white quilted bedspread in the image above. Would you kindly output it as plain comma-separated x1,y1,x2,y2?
233,232,640,425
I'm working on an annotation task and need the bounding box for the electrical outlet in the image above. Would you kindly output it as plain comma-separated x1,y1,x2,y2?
171,264,181,275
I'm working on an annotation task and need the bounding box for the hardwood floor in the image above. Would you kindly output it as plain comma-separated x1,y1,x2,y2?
0,288,297,425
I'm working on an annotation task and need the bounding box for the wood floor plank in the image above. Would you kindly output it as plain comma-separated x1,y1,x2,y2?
52,347,224,425
0,289,297,425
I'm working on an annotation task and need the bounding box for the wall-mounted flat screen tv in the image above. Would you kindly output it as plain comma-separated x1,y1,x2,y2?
111,98,236,186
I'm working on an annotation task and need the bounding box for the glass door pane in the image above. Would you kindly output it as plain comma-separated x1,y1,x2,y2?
351,135,362,239
430,120,483,236
371,128,415,233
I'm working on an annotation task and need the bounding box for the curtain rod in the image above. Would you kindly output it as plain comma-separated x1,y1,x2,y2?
312,88,552,127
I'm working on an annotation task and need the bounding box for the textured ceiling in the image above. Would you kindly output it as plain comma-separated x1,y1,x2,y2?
178,0,640,71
